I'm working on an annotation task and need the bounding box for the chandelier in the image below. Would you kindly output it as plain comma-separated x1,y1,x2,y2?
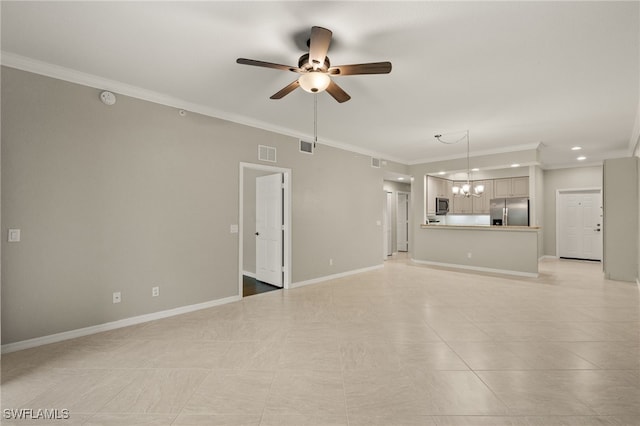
434,130,484,198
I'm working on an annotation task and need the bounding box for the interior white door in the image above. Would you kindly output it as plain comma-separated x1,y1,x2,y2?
558,190,602,261
397,192,409,252
256,173,283,287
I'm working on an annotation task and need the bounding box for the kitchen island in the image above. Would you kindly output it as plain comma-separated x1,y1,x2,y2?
414,224,541,277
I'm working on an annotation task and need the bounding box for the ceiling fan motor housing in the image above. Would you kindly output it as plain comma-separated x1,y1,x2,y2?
298,53,330,72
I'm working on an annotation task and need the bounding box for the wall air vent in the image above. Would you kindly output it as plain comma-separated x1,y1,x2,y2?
371,157,381,168
258,145,277,163
299,140,314,154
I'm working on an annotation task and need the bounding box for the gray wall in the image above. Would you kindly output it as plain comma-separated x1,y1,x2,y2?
1,68,389,344
533,166,545,258
603,157,639,282
542,166,603,256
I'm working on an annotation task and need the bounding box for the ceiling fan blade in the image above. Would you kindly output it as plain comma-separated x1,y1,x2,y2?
308,26,332,69
328,62,392,76
237,58,301,73
270,80,300,99
325,80,351,103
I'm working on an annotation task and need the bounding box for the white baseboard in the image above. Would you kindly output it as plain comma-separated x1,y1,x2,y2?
290,264,384,289
1,295,241,354
540,255,559,260
411,258,539,278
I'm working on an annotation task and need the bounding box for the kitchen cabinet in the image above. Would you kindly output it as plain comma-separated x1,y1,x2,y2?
451,182,473,213
427,176,452,214
472,179,493,214
493,177,529,198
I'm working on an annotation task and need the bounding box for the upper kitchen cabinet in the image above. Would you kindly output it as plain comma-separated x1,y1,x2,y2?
451,186,473,214
427,176,453,214
472,179,494,214
493,177,529,198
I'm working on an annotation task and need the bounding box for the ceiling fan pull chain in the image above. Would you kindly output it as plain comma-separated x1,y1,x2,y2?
314,93,318,148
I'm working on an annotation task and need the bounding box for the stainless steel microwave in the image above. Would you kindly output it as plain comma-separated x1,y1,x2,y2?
436,197,450,215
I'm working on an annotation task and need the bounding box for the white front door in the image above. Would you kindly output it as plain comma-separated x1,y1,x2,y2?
558,190,602,261
256,173,283,287
397,192,409,252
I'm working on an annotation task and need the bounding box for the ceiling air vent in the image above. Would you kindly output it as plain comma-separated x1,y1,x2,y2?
299,140,314,154
258,145,276,163
371,157,381,168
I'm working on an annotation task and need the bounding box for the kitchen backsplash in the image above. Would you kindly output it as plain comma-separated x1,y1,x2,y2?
431,215,491,226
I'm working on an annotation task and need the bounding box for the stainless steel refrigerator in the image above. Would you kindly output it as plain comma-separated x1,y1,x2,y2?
490,197,529,226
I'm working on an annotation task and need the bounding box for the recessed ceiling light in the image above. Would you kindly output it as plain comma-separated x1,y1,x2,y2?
398,177,404,180
571,146,582,151
510,163,520,168
577,156,586,161
471,168,479,172
438,171,446,175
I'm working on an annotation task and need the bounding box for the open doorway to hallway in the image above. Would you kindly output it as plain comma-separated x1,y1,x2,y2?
239,162,292,297
383,178,412,259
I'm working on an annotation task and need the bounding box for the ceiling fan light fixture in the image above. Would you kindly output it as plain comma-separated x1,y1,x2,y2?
298,71,331,93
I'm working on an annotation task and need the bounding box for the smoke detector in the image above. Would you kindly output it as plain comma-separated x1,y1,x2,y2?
100,91,116,106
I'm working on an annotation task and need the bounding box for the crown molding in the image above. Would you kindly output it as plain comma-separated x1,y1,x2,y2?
0,51,406,165
541,160,604,170
407,142,541,166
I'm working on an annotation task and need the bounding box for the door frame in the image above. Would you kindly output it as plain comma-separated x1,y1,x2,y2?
555,187,602,260
384,191,393,257
397,191,410,252
239,162,292,295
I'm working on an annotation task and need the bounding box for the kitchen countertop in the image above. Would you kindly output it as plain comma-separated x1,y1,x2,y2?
421,224,540,232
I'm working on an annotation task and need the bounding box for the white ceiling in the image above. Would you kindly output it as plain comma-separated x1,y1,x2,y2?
2,1,638,168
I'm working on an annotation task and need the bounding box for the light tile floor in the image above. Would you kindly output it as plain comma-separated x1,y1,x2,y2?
1,256,639,425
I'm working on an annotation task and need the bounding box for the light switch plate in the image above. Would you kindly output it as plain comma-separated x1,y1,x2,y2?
8,229,20,242
230,224,239,234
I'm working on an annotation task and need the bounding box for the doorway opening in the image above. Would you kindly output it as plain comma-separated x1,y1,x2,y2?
556,188,602,261
383,179,412,259
239,162,292,297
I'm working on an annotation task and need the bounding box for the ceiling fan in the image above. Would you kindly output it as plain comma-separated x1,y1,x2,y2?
236,26,392,103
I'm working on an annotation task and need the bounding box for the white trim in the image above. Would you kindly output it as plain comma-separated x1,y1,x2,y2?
243,271,256,279
239,162,292,296
0,52,405,164
1,295,241,354
542,160,605,170
290,264,384,289
410,258,538,278
540,255,559,260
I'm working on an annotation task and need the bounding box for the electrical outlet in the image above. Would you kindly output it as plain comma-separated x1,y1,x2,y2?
467,252,472,259
152,286,159,297
113,292,121,304
329,258,333,266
